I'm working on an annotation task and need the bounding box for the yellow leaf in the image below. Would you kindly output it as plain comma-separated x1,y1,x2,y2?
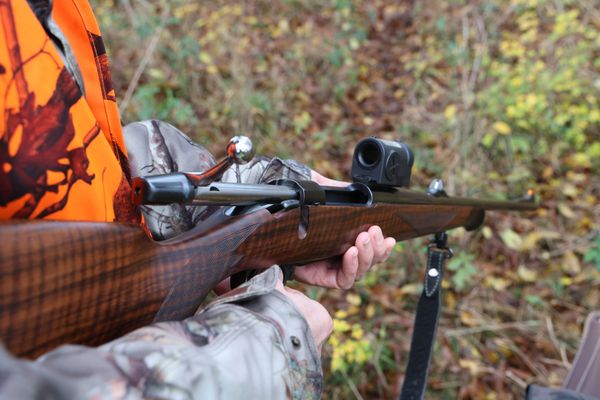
393,89,405,99
147,68,165,80
346,293,361,306
487,350,500,364
199,52,213,64
459,359,482,376
562,183,579,198
351,324,364,339
493,121,512,135
399,283,422,295
486,392,498,400
484,276,511,291
363,116,374,125
493,338,513,357
560,276,573,286
568,152,592,168
521,230,560,251
355,86,373,102
444,105,457,120
482,226,493,239
333,319,351,333
366,304,376,319
207,65,219,75
459,310,480,327
500,229,523,250
518,265,538,282
562,251,581,275
347,305,360,316
278,19,290,32
444,291,457,310
558,203,576,219
482,132,495,147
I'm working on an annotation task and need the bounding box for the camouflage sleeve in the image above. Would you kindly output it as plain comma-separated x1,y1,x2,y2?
0,267,322,400
123,120,311,240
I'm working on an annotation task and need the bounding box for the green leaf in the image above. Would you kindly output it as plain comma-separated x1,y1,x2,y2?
447,252,477,291
583,236,600,271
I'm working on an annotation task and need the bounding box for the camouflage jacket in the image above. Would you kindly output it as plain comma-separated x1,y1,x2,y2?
0,266,322,399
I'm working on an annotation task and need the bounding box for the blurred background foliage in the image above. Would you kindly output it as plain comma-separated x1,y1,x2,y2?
94,0,598,398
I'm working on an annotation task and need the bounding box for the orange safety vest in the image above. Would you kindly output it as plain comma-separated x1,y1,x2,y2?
0,0,138,222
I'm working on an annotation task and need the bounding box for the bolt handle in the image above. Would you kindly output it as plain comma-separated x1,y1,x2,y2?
132,136,255,205
184,135,255,186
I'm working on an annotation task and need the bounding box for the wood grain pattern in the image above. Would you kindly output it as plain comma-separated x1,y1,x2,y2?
0,203,483,358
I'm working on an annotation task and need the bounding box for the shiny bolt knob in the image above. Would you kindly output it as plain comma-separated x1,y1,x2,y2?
226,135,255,164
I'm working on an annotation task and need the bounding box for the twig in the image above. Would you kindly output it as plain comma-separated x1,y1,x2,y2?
505,369,528,390
343,372,365,400
545,316,571,369
119,5,170,114
539,357,570,368
445,320,540,337
504,334,549,379
370,342,390,390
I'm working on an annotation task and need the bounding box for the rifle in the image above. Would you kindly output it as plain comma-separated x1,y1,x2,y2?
0,137,536,358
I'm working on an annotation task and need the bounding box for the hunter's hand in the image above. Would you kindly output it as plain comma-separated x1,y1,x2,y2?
274,275,333,353
292,171,396,290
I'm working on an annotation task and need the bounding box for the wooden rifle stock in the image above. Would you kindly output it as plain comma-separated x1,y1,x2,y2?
0,200,486,358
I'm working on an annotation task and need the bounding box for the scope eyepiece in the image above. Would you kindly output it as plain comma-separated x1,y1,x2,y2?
351,137,414,188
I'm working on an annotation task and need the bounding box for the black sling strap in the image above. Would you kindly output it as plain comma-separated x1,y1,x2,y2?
400,232,453,400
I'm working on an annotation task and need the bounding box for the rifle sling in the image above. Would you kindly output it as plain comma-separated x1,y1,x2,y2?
400,234,452,400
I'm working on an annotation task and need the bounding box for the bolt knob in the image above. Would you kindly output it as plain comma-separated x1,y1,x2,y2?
227,135,255,164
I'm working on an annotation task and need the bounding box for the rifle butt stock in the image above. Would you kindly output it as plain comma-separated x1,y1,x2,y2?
0,202,483,357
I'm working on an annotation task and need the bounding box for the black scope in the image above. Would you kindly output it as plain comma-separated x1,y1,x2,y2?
351,137,414,188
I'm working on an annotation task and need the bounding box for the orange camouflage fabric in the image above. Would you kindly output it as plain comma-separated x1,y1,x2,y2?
0,0,137,222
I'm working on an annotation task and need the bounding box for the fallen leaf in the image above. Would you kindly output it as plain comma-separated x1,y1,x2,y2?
560,276,573,286
500,229,523,250
482,226,493,239
366,304,376,319
521,230,560,251
558,203,576,219
444,291,457,310
399,283,422,295
493,121,512,135
444,105,457,120
346,293,361,306
562,251,581,275
518,265,538,282
484,276,511,291
459,310,480,327
562,183,579,198
459,359,482,376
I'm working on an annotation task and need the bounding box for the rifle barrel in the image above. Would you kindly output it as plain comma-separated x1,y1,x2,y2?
373,188,537,211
